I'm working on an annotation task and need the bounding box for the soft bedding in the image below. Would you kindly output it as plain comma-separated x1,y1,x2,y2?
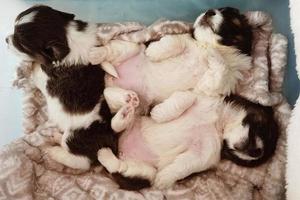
0,11,289,200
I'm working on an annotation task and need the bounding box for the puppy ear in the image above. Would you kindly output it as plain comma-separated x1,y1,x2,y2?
42,41,70,62
55,10,75,20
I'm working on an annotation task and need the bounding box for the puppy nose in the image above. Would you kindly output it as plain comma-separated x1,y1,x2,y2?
205,10,216,17
248,148,262,158
5,36,9,44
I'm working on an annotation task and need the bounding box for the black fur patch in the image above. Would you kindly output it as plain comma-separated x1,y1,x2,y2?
67,118,118,164
41,64,105,114
217,7,253,55
112,173,151,191
221,95,279,167
13,5,76,64
75,20,88,31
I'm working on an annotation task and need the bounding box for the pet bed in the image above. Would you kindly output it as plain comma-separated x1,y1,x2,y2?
0,11,290,200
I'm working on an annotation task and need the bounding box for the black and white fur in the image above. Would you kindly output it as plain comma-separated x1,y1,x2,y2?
6,6,279,190
90,7,279,188
6,5,151,190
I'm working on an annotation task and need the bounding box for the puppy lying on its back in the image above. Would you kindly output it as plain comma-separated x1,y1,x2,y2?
89,7,253,119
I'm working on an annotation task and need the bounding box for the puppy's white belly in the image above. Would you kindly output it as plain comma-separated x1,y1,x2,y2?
143,100,219,155
119,97,221,168
144,52,206,102
106,43,208,104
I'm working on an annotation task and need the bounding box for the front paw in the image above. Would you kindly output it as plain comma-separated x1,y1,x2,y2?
111,105,135,132
50,131,63,145
97,148,120,173
154,169,176,189
88,47,107,65
150,104,169,123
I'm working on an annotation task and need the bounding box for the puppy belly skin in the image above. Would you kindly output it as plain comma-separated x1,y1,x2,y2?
105,52,147,98
118,120,157,166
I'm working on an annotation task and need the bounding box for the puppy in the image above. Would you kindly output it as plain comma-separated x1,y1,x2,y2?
98,90,279,189
89,7,253,116
94,8,278,189
6,5,151,190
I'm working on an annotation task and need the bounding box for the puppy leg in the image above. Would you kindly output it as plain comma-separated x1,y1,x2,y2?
150,91,196,123
46,146,91,170
145,35,186,62
89,40,141,65
196,48,230,96
111,104,136,133
104,87,139,113
98,148,156,182
154,149,219,189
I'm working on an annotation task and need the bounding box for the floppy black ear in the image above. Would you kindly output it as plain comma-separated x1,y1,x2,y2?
55,9,75,20
42,40,70,62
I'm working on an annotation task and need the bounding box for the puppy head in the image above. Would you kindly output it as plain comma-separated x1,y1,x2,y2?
221,95,279,167
193,7,253,55
6,5,75,64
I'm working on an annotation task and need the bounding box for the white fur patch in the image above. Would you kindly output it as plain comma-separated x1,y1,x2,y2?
210,10,223,32
47,146,91,170
15,11,37,25
61,22,99,66
223,108,249,149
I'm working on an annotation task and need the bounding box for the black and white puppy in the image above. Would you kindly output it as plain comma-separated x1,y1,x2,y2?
193,7,252,55
6,5,150,190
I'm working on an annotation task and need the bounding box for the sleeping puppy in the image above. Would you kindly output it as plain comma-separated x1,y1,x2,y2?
98,90,279,189
6,5,151,190
89,7,253,118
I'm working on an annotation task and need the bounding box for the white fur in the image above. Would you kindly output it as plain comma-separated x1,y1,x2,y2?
193,10,223,44
97,148,156,181
102,92,239,189
47,146,91,170
223,108,248,149
95,33,251,105
150,90,197,123
60,22,99,66
15,11,37,25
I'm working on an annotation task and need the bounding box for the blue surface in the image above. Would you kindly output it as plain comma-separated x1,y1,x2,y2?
0,0,298,146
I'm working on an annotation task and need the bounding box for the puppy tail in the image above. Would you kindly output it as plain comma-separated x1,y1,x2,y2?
97,148,155,190
112,173,151,191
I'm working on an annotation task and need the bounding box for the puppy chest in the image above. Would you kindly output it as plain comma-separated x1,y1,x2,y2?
105,53,146,93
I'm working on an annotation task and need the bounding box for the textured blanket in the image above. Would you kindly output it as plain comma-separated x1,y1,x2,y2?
0,11,290,200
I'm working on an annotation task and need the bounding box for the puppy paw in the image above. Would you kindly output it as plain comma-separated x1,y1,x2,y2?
45,146,61,160
49,131,63,145
154,169,176,189
111,105,135,132
150,104,173,123
88,47,107,65
126,91,139,108
97,148,120,173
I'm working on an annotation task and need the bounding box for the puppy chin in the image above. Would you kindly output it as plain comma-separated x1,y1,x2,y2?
193,26,220,44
